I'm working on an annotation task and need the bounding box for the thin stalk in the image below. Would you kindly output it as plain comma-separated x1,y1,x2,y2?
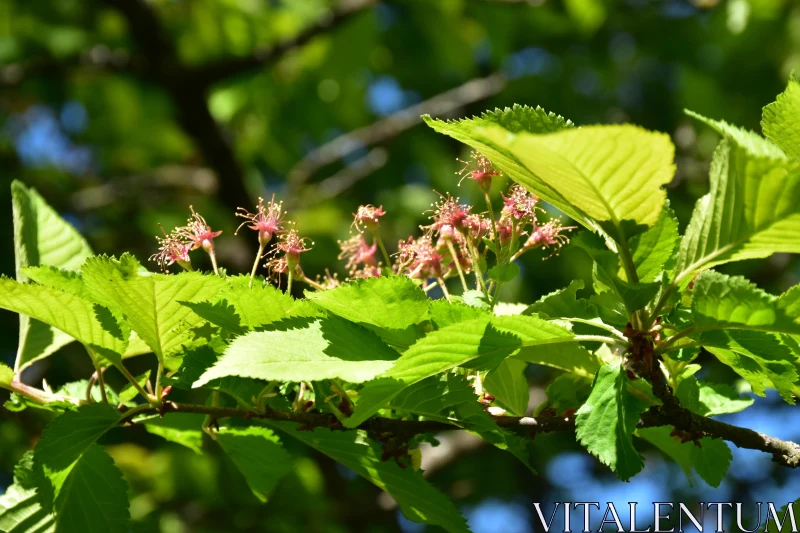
445,239,469,292
437,277,452,302
287,270,293,296
655,326,697,354
86,372,98,403
566,318,627,341
465,238,485,292
96,365,109,403
208,247,221,277
645,282,677,327
116,363,156,403
483,190,501,256
573,334,623,346
154,362,164,402
203,391,221,439
248,242,265,288
4,380,78,406
301,276,326,291
372,229,392,267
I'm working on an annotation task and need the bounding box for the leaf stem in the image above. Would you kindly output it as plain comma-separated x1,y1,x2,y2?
566,318,627,340
116,363,157,403
573,334,624,346
301,275,326,291
437,277,451,301
655,326,697,354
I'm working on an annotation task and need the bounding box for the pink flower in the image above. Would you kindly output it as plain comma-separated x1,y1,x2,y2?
265,229,312,278
502,184,540,221
458,151,501,191
526,220,575,257
427,194,472,234
395,236,443,280
236,195,284,246
338,235,378,276
352,204,386,232
175,206,222,253
150,225,191,272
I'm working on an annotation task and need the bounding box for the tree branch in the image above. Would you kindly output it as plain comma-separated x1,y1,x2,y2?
191,0,377,89
119,398,800,469
286,73,508,202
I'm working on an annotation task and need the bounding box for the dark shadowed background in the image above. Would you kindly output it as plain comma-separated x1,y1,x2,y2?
1,0,799,531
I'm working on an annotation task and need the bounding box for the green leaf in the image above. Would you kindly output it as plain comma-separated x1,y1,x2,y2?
51,444,130,533
306,276,429,330
575,364,650,481
0,453,54,533
178,300,245,336
193,316,398,387
56,380,121,405
346,315,582,428
142,413,205,454
762,75,800,159
35,403,120,476
676,378,754,416
216,275,296,329
628,205,680,282
675,131,800,282
487,263,520,283
82,255,227,364
524,280,592,319
692,271,800,335
216,426,293,502
700,330,797,403
429,300,486,328
0,278,127,365
425,117,675,244
483,359,529,416
541,373,592,415
0,363,13,387
391,374,537,472
637,426,731,487
306,276,428,348
12,181,93,371
268,422,471,533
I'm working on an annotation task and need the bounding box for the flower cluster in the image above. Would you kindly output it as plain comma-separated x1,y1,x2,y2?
151,151,575,297
150,206,222,273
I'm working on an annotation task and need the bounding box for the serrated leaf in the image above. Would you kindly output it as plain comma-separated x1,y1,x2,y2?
216,426,293,502
306,276,428,348
346,315,582,428
675,125,800,281
179,300,246,336
700,330,797,403
429,300,487,328
524,280,592,319
306,276,429,330
12,181,93,371
541,373,592,415
425,116,674,245
51,444,130,533
391,374,536,472
637,426,731,487
267,422,471,533
0,278,127,365
216,275,296,329
193,316,398,387
676,378,754,416
692,271,800,335
142,413,205,454
35,403,120,475
483,359,529,416
82,255,227,365
576,364,650,481
628,206,679,282
0,453,54,533
762,76,800,159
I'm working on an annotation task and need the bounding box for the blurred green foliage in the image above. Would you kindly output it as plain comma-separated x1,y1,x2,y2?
1,0,799,531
